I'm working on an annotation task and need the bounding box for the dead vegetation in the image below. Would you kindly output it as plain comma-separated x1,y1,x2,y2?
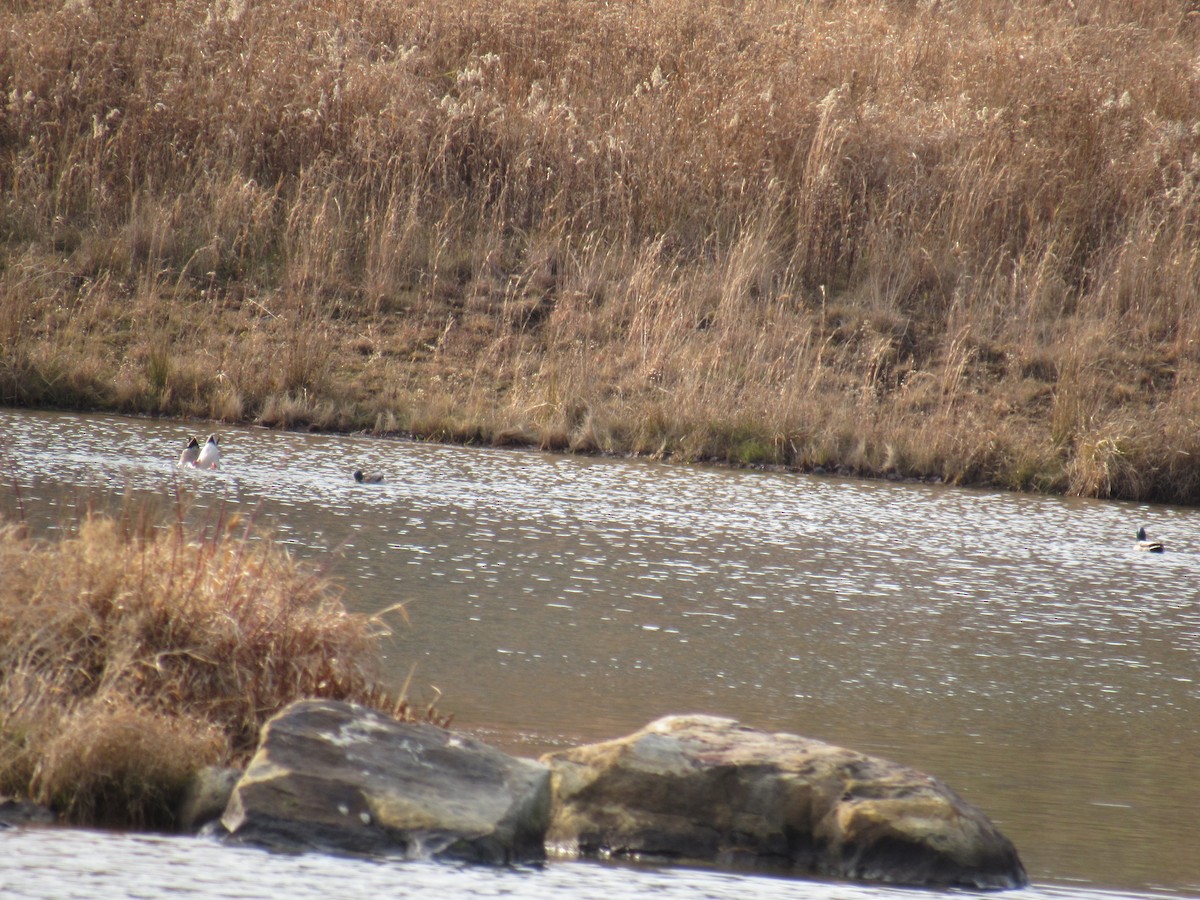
0,507,441,828
3,0,1200,501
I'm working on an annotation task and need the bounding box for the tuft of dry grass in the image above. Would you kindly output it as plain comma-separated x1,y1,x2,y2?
3,0,1200,500
0,510,443,829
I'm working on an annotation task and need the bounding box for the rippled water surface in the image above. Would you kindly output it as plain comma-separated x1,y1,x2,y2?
2,410,1199,899
0,827,1179,900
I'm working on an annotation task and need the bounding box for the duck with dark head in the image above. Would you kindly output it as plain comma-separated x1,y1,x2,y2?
1136,527,1164,553
196,435,220,470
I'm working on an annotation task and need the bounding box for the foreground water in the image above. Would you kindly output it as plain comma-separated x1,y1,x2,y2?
1,410,1198,899
0,826,1187,900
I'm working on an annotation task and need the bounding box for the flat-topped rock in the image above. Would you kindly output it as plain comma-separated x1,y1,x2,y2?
540,714,1027,890
0,797,55,828
221,699,551,864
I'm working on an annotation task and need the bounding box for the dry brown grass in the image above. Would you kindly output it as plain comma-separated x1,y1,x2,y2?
3,0,1200,500
0,508,441,828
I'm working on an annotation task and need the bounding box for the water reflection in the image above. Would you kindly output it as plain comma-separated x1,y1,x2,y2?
1,410,1199,896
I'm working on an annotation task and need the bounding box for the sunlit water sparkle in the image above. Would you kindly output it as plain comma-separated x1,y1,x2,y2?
1,410,1198,898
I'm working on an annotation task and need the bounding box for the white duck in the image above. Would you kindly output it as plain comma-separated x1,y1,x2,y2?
178,436,201,467
195,434,220,470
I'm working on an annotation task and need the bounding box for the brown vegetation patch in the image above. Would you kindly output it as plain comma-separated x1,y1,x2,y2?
0,511,442,828
2,0,1200,500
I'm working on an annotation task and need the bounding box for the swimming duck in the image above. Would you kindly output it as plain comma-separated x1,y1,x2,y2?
354,470,383,484
1136,527,1164,553
195,434,220,470
178,436,200,467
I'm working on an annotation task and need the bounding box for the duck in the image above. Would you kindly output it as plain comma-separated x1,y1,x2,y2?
178,436,201,467
195,434,220,470
1136,527,1164,553
353,470,383,484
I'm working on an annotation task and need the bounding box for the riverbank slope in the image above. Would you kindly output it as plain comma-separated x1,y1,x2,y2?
3,0,1199,502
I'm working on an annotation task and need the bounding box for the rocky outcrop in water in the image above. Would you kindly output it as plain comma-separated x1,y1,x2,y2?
220,699,551,864
0,797,54,828
178,766,241,832
540,715,1027,890
215,704,1025,889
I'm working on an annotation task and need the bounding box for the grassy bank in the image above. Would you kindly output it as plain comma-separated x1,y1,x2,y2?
0,506,438,828
3,0,1200,501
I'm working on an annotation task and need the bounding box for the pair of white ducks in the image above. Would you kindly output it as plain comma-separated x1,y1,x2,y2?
178,435,220,470
179,435,377,483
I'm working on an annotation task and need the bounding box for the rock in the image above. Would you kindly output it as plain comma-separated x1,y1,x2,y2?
221,699,551,864
0,796,55,828
178,766,242,832
540,715,1027,890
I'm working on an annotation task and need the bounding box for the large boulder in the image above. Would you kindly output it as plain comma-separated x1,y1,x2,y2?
178,766,241,832
541,715,1027,890
0,797,55,828
221,699,551,864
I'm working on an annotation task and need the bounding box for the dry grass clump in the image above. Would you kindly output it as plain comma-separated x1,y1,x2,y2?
3,0,1200,500
0,511,438,828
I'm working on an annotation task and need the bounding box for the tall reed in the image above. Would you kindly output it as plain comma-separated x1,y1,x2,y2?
2,0,1199,500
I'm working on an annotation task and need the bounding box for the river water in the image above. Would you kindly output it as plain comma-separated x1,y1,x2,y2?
0,409,1197,899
